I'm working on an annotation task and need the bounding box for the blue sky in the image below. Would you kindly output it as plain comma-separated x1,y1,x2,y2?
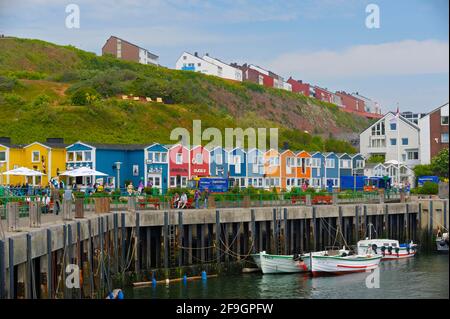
0,0,448,113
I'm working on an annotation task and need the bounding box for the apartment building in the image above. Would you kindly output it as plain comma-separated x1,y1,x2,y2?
102,36,159,65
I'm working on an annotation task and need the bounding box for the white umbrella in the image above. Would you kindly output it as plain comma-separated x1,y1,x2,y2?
60,166,107,177
385,160,402,165
1,167,44,176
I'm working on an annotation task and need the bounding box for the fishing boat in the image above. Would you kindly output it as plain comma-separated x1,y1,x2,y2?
357,223,417,260
357,239,417,260
436,232,449,253
307,247,382,275
259,251,309,274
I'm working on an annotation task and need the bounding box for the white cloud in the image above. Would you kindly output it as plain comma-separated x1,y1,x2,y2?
267,40,450,79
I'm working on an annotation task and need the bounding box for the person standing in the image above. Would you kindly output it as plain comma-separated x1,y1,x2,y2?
127,182,134,196
203,189,209,209
179,192,188,209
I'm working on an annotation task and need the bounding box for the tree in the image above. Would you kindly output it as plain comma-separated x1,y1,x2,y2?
367,155,385,164
413,164,434,179
431,148,449,178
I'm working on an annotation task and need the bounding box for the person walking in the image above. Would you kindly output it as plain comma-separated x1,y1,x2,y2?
194,189,200,209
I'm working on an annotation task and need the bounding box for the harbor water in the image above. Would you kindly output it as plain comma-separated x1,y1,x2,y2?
125,254,448,299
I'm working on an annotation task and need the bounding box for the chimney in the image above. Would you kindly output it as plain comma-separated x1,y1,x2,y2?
194,52,198,57
205,53,209,57
0,137,11,144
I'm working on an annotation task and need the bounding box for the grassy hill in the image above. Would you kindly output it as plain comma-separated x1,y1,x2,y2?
0,37,371,153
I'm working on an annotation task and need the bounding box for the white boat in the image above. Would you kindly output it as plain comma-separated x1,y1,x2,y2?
307,247,382,275
251,252,264,269
259,251,309,274
357,239,417,260
436,233,449,253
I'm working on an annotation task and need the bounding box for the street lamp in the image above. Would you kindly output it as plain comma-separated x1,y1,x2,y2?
114,162,122,190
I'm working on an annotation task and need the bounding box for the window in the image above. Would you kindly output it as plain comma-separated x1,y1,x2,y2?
311,158,321,168
442,116,449,125
76,151,83,161
32,151,40,163
68,152,74,162
181,177,187,187
252,164,259,174
183,55,187,60
148,152,153,162
390,123,396,130
197,63,201,67
84,151,92,161
235,156,241,174
325,159,335,168
390,138,397,146
402,138,408,145
176,153,183,164
170,177,176,187
195,153,203,164
371,121,385,136
161,153,167,163
407,151,419,160
215,153,222,165
248,178,252,186
155,153,161,162
441,133,449,143
355,160,365,168
339,159,351,168
0,151,5,162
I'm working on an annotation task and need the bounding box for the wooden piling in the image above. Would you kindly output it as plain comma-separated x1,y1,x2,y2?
163,212,169,271
178,211,184,267
0,240,5,299
250,209,256,254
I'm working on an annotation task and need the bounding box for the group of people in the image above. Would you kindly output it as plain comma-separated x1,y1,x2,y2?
172,189,209,209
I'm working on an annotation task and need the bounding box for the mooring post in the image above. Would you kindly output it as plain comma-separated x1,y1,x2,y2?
429,201,433,238
405,204,410,241
8,238,14,299
76,222,82,299
384,205,389,238
418,202,422,237
338,206,343,247
272,208,277,254
26,233,32,299
135,212,141,275
363,205,368,237
87,220,94,298
121,213,126,271
0,240,6,299
46,229,52,299
113,213,119,273
312,207,317,252
163,212,169,272
178,211,184,267
444,200,448,230
258,221,263,252
250,209,256,254
201,224,206,263
283,208,288,255
98,217,104,296
354,206,360,241
216,210,221,264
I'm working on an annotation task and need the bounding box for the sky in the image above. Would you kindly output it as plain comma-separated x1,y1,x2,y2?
0,0,448,113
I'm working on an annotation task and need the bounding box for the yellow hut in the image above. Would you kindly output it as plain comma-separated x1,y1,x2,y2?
0,138,25,185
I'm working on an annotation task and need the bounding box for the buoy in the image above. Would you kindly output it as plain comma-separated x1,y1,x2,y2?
201,271,207,281
183,274,187,285
118,290,124,299
152,278,157,287
165,278,170,285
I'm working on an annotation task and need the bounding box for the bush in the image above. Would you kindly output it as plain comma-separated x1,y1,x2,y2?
70,87,99,105
0,75,18,92
3,93,25,106
417,182,439,195
33,94,52,107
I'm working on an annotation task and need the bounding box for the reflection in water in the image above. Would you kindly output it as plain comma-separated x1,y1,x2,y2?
126,254,448,299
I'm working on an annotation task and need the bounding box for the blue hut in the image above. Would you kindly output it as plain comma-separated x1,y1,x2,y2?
66,142,146,189
209,146,229,178
227,147,247,188
323,152,339,189
311,152,325,189
351,153,365,176
144,143,169,194
246,148,264,188
337,153,353,178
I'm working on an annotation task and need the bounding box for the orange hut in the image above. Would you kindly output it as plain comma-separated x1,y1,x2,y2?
280,150,296,191
263,149,281,190
295,151,312,188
